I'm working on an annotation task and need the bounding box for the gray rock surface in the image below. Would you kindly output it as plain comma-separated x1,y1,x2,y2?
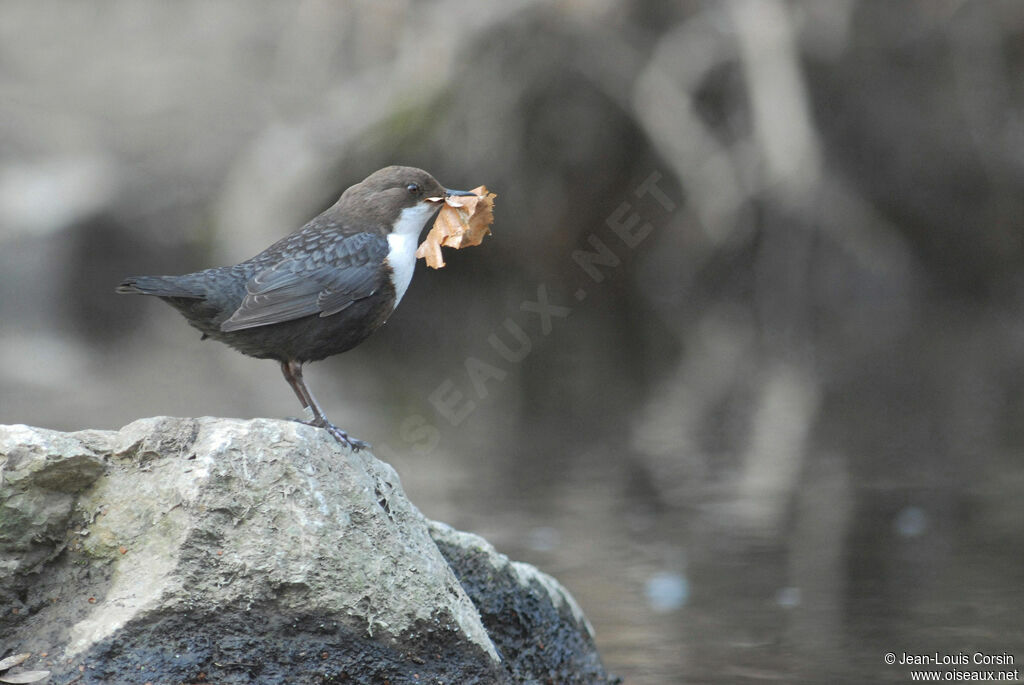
0,417,616,684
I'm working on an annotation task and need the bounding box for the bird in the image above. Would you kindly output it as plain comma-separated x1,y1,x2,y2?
117,165,477,450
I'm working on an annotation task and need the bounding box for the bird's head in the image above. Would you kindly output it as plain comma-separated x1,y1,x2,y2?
340,166,475,237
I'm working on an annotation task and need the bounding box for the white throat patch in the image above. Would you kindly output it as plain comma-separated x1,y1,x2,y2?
386,202,437,309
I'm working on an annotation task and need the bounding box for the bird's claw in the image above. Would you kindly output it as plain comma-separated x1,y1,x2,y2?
287,417,370,450
323,423,371,451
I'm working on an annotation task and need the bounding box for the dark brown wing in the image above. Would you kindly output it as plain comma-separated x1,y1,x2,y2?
220,232,389,332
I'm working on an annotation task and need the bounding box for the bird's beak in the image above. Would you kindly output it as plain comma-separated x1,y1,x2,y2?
427,187,477,203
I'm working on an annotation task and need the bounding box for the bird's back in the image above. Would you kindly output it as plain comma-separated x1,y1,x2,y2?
117,215,397,362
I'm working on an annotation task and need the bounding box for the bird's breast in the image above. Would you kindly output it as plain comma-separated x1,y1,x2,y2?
385,231,418,308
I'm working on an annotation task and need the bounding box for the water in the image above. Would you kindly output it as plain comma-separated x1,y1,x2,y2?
396,444,1024,684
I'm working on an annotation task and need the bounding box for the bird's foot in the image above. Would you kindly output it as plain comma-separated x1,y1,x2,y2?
323,423,371,451
289,416,370,450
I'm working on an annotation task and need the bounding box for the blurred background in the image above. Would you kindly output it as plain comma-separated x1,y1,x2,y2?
3,1,1024,682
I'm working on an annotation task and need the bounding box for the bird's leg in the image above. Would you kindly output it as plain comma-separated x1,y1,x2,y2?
281,360,314,412
279,360,370,450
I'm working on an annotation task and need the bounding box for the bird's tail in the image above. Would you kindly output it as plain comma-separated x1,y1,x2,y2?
116,275,204,299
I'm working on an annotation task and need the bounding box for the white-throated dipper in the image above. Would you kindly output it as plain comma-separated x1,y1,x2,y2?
117,165,476,450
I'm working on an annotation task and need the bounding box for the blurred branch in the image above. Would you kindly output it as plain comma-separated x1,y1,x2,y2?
730,361,821,535
729,0,822,197
630,307,757,504
632,14,746,245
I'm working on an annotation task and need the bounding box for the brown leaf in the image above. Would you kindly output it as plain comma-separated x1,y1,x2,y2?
415,186,496,269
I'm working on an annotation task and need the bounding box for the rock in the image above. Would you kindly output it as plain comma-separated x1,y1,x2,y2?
0,417,616,684
429,523,610,684
0,425,107,586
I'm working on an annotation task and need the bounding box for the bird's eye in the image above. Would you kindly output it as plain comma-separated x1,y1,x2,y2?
406,183,420,194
